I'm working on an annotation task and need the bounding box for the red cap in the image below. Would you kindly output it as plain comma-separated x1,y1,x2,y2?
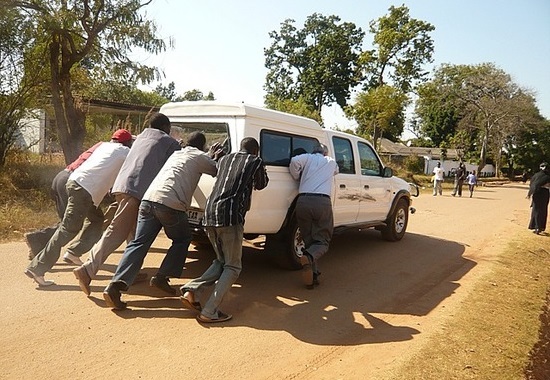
111,129,132,143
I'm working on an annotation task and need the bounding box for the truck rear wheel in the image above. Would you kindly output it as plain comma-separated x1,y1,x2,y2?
381,198,409,241
265,216,304,270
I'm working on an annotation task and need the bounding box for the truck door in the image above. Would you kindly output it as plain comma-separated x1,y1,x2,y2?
357,141,392,221
331,136,361,225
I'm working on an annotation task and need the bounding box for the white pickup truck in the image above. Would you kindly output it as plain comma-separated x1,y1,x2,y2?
159,101,418,269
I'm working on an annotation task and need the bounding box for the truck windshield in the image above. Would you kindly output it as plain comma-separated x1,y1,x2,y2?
170,122,230,153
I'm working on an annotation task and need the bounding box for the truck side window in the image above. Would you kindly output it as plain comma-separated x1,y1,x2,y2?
260,130,318,166
358,141,382,176
332,136,355,174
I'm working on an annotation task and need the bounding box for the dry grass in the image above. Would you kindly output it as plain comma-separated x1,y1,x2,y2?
0,151,62,242
391,234,550,380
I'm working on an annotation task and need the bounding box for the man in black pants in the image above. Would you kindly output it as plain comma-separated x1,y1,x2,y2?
289,143,338,289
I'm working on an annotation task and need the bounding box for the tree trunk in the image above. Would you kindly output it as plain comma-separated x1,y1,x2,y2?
477,125,489,176
49,38,86,165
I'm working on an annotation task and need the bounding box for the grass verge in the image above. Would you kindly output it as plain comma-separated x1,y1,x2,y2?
391,233,550,379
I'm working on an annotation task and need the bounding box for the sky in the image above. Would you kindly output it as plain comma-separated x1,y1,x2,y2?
141,0,550,134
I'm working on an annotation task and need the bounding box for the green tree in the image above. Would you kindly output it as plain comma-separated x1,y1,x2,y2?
7,0,166,164
348,5,434,148
361,5,435,93
264,13,364,113
345,85,408,148
416,63,545,175
265,94,322,123
0,6,45,167
177,89,215,101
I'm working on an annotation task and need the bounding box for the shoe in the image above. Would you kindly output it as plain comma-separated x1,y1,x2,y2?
196,311,232,323
24,268,55,287
134,272,148,283
73,266,91,296
150,275,176,295
300,254,314,289
180,291,202,311
63,252,83,265
24,227,55,260
103,282,127,310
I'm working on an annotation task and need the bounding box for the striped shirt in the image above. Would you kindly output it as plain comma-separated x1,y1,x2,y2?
203,151,269,227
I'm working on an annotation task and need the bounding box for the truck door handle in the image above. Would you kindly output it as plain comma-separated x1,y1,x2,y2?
364,185,369,189
339,184,346,189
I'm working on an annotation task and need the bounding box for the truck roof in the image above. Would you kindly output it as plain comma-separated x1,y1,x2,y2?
159,101,322,130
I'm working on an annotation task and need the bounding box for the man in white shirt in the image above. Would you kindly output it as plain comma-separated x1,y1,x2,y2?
289,143,338,289
25,129,133,287
432,162,445,196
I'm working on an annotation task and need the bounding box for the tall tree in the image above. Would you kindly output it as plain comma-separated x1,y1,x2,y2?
416,63,545,175
349,5,435,148
345,85,408,146
6,0,166,164
264,13,364,113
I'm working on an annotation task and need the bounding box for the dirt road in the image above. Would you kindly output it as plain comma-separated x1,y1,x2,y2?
0,183,534,379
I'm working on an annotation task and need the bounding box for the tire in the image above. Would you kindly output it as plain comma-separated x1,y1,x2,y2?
265,216,304,270
381,198,409,241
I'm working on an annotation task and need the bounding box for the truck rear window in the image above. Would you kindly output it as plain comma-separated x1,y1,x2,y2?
170,122,230,153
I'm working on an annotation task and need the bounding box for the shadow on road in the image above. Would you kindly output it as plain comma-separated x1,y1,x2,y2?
99,229,473,346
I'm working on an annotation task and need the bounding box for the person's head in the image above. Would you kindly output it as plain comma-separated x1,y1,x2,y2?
185,131,207,151
240,137,260,155
459,162,464,168
111,129,133,148
312,143,328,156
437,162,441,167
540,162,548,171
149,113,171,134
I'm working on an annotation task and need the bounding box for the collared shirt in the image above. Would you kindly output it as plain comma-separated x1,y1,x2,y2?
112,128,180,200
143,146,218,212
68,142,130,206
203,151,269,227
289,152,338,196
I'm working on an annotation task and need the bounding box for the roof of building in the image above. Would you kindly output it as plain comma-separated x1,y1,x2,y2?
378,138,461,160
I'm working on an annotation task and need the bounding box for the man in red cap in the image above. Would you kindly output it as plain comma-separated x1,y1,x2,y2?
25,129,133,287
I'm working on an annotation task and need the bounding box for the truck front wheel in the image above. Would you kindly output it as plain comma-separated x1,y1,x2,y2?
381,198,409,241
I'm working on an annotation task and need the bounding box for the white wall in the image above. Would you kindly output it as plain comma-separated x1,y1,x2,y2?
424,158,496,177
14,109,46,154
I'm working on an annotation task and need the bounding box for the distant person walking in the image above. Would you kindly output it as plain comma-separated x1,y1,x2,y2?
432,162,444,196
180,137,268,323
527,162,550,235
451,162,466,197
24,129,133,287
289,143,338,289
466,170,478,198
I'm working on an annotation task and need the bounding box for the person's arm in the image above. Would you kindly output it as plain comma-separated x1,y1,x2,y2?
289,155,304,180
253,158,269,191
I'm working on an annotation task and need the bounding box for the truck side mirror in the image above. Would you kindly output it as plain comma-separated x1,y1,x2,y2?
383,167,393,177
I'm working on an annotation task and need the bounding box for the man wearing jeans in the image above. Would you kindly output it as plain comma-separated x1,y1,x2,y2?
73,113,180,296
25,130,133,287
103,132,222,310
180,137,269,323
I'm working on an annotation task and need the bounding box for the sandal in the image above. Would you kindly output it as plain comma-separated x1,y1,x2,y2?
196,311,232,323
180,296,202,312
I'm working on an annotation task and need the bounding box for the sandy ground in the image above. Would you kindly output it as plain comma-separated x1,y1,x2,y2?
0,183,540,379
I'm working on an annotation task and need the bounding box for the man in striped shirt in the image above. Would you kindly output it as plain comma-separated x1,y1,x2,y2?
181,137,269,323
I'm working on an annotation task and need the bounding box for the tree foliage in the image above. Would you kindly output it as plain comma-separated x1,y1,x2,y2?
415,63,546,175
346,5,434,148
361,5,435,93
5,0,167,164
264,13,364,113
0,6,45,167
265,94,322,124
345,85,408,147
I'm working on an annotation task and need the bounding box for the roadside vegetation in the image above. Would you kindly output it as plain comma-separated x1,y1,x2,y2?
391,233,550,380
